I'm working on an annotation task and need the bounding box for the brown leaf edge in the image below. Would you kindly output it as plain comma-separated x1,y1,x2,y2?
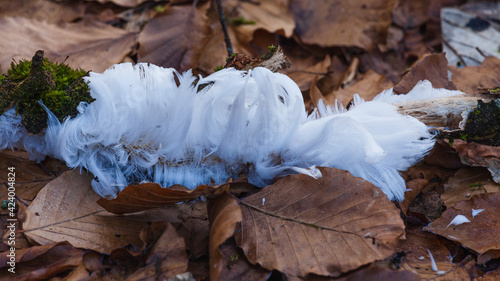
98,181,235,215
0,241,83,278
207,192,243,281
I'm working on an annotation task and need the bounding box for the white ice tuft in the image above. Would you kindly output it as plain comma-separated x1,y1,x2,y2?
446,214,471,228
472,208,485,217
0,63,464,200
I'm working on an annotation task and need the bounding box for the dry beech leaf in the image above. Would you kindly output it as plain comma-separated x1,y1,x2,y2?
480,268,500,280
452,140,500,184
309,75,327,108
424,139,464,169
397,225,465,279
98,181,232,215
441,167,500,208
290,0,398,50
424,193,500,254
399,178,429,215
316,56,350,96
328,70,393,106
0,17,136,73
301,265,420,281
207,192,243,281
287,55,331,92
126,222,188,280
0,150,55,203
195,22,229,75
0,241,83,278
88,0,156,8
230,0,295,45
449,57,500,95
0,0,85,24
216,238,270,281
22,170,156,254
63,262,90,281
138,1,211,72
175,200,210,259
393,53,456,95
235,167,405,278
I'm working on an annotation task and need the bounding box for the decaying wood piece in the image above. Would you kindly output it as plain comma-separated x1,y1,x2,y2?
395,95,483,130
397,95,500,184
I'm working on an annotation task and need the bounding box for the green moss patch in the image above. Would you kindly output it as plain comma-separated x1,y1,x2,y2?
0,50,94,134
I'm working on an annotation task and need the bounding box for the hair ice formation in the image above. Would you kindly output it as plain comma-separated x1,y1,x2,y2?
0,63,464,200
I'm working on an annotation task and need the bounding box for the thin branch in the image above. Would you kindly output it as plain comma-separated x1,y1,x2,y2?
214,0,233,56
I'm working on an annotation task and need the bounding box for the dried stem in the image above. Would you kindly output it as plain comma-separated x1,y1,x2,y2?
214,0,233,56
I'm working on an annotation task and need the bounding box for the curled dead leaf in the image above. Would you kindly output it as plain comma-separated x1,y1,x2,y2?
235,167,405,278
98,181,232,215
452,140,500,184
0,241,83,278
126,222,188,280
207,192,243,281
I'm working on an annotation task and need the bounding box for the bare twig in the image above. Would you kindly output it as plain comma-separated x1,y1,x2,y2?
214,0,233,56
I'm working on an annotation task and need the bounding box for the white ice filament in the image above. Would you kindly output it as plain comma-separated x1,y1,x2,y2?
0,63,464,199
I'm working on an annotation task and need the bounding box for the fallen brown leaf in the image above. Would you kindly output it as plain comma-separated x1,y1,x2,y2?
229,0,295,45
138,1,211,72
290,0,398,50
424,139,464,169
424,193,500,254
309,75,327,109
175,200,210,259
0,150,55,203
98,181,231,215
393,53,456,95
400,178,429,215
0,0,85,24
0,241,83,279
235,167,405,278
328,69,393,106
397,225,464,279
287,55,331,92
452,140,500,184
480,268,500,280
440,167,499,208
449,57,500,95
126,222,188,280
405,163,456,191
309,264,420,281
0,17,136,73
207,192,243,281
315,56,350,97
88,0,152,8
214,238,270,281
22,170,156,254
63,262,90,281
